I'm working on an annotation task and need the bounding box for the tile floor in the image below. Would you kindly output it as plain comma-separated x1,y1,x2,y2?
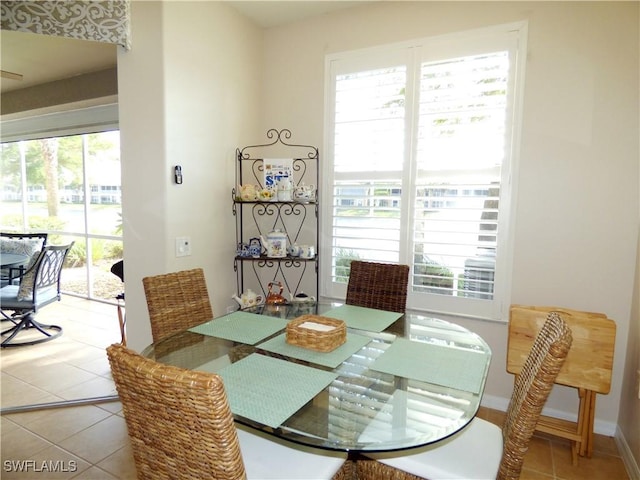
1,296,631,479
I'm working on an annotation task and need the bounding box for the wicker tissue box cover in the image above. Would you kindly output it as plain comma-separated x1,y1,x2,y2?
285,315,346,352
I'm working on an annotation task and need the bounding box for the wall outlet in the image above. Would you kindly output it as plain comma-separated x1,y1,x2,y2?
175,236,191,257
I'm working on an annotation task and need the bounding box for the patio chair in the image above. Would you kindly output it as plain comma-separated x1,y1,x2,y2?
142,268,213,343
0,243,74,347
357,312,573,480
346,260,410,313
106,343,349,480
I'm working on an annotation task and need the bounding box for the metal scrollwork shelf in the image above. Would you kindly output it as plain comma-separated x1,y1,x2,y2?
233,129,319,302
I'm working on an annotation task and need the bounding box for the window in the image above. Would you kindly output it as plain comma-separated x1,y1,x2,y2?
323,23,527,321
1,129,123,303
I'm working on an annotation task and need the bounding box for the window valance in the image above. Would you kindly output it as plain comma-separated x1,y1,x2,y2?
1,0,130,50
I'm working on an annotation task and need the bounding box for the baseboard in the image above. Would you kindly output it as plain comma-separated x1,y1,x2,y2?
480,394,617,436
480,393,510,412
616,425,640,480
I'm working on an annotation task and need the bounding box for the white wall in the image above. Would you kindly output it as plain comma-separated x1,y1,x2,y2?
119,0,262,351
117,0,638,462
618,225,640,475
260,1,639,436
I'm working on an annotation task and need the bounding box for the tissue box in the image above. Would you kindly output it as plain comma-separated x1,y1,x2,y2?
286,315,346,352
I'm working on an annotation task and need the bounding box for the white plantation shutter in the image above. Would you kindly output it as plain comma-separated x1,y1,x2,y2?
334,66,406,173
330,64,407,284
324,23,526,320
412,52,508,301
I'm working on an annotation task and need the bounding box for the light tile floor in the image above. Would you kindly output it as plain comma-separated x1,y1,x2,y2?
1,296,631,479
1,296,134,479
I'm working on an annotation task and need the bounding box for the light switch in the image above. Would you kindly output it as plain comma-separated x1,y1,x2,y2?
175,236,191,257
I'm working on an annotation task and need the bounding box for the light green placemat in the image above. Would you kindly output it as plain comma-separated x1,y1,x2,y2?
219,353,338,428
257,332,372,368
371,338,490,394
189,312,289,345
322,305,402,332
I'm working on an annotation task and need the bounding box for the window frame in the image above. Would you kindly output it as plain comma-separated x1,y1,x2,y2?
322,22,528,322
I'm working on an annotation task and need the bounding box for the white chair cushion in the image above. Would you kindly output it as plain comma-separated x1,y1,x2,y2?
0,238,43,256
16,251,41,300
1,284,58,310
236,423,347,480
364,417,503,480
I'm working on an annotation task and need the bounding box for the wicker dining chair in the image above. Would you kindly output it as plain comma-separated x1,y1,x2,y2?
106,343,349,480
357,312,573,480
142,268,213,343
346,260,410,313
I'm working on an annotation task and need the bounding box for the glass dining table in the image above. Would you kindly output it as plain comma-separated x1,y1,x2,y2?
0,252,30,285
141,302,491,453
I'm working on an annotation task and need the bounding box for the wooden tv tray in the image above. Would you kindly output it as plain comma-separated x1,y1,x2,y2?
508,305,616,466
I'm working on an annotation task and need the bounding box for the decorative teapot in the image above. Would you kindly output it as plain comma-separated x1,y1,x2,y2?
260,229,287,258
289,291,316,303
238,184,260,201
248,237,262,258
265,281,288,305
236,242,251,258
293,183,316,201
232,289,264,309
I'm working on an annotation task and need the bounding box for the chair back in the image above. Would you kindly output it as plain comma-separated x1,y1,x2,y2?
499,312,573,480
143,268,213,342
346,261,409,313
19,243,74,309
106,343,246,480
0,232,48,247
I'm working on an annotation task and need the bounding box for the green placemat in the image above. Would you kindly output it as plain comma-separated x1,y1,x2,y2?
189,311,289,345
257,332,372,368
371,338,490,394
219,353,338,428
322,305,402,332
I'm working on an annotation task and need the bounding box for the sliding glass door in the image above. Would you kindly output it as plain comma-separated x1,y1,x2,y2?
1,130,123,303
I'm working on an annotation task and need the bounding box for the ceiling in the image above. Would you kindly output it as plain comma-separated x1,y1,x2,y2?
0,30,118,93
0,1,364,95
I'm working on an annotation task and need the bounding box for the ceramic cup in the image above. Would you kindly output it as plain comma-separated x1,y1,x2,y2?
299,245,315,259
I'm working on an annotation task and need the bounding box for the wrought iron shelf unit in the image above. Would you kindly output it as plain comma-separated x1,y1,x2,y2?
233,129,319,302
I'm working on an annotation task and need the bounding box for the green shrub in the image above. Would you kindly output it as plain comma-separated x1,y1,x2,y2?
65,238,123,268
334,248,361,283
413,256,454,295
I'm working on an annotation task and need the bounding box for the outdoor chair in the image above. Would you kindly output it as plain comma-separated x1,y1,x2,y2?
142,268,213,343
0,243,74,347
106,343,349,480
346,260,410,313
357,312,573,480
